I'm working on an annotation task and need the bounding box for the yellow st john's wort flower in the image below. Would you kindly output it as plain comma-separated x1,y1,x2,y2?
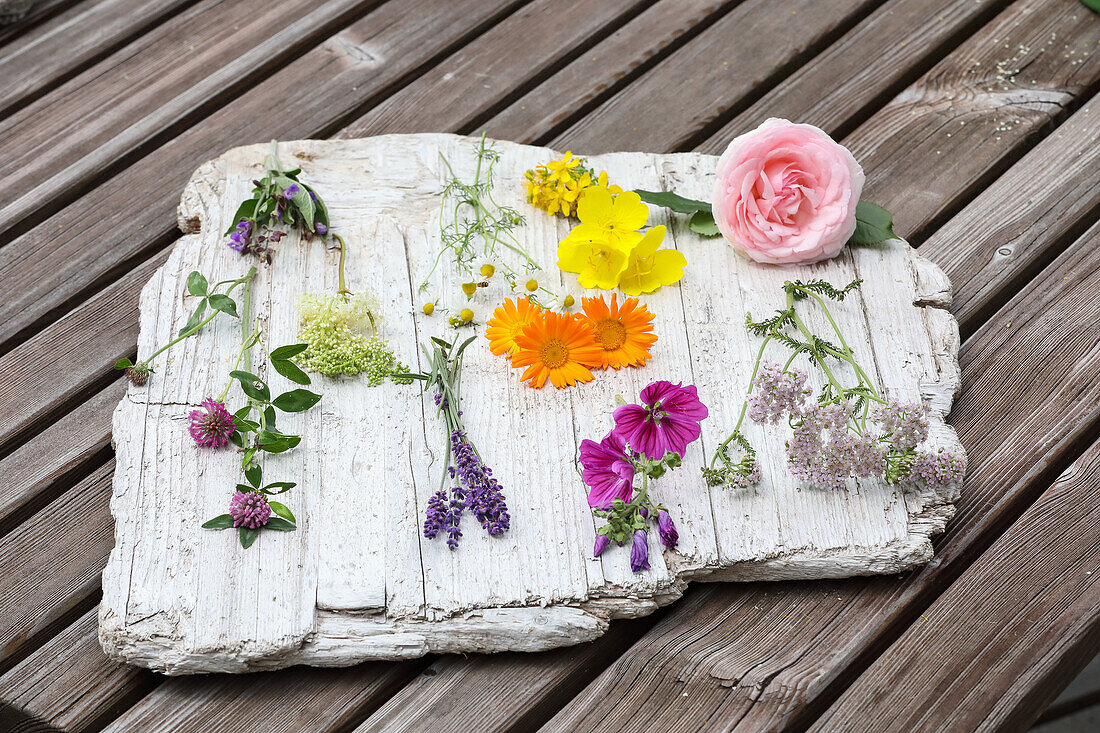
557,187,648,289
617,225,685,296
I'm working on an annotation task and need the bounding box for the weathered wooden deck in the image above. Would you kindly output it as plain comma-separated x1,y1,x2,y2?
0,0,1098,730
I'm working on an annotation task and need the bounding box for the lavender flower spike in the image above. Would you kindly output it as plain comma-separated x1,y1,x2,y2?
630,529,650,572
657,509,678,549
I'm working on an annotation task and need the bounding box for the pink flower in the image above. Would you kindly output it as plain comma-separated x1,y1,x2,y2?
613,381,708,460
712,118,864,265
188,398,236,448
229,490,271,529
579,431,635,509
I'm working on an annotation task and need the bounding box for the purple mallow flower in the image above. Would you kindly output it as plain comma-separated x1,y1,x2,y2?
188,398,236,448
593,535,610,558
613,381,709,460
748,361,809,423
579,430,635,509
630,530,650,572
229,490,271,529
657,509,678,549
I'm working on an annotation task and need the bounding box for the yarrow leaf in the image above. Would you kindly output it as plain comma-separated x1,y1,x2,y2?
848,201,897,246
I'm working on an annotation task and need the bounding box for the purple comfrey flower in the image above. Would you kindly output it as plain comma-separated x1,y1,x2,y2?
229,490,271,529
613,381,709,460
630,529,650,572
748,361,809,423
227,219,253,253
579,431,635,509
657,509,678,549
314,221,328,236
593,534,610,557
906,448,966,489
282,183,301,199
874,400,929,450
188,398,236,448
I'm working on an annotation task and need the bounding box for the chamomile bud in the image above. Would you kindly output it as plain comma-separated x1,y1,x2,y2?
480,264,495,278
526,279,538,292
422,302,435,315
462,282,477,296
460,308,474,323
562,294,575,308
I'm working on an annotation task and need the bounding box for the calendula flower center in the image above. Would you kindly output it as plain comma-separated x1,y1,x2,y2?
538,338,570,368
593,318,627,350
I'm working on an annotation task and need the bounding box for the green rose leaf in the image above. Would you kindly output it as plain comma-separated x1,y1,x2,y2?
265,517,297,531
186,271,208,297
270,343,309,360
848,201,898,247
271,358,311,385
269,501,296,523
633,189,711,214
223,199,257,235
202,514,234,530
239,527,259,549
207,294,239,319
114,357,133,370
272,389,322,413
245,463,262,488
688,209,721,237
178,299,208,337
230,370,271,402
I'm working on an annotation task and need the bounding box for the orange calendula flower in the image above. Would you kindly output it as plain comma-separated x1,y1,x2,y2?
512,312,603,389
581,294,658,369
485,296,542,358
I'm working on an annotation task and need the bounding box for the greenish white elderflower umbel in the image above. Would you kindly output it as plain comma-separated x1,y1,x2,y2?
296,292,411,385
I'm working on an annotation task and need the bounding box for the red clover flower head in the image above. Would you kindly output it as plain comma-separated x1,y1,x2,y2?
188,398,236,448
229,490,271,529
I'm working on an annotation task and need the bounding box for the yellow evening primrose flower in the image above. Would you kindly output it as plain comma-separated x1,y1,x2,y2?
569,187,649,245
617,225,686,295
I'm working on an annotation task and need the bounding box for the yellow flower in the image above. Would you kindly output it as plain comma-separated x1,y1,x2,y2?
558,187,653,290
594,170,622,195
544,151,582,185
617,225,686,295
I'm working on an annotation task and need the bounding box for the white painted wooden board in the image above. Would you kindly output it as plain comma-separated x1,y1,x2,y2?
100,133,964,674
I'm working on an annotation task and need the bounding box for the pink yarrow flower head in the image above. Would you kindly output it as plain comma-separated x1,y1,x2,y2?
188,398,236,448
229,490,271,529
613,381,709,460
579,430,636,509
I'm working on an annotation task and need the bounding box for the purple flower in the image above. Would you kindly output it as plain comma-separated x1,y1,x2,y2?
630,529,650,572
874,400,929,450
593,534,610,557
282,183,301,198
657,509,678,549
315,221,328,235
227,219,253,253
423,429,510,549
188,398,236,448
424,490,447,539
907,448,966,488
229,490,271,529
579,431,635,509
613,381,708,460
748,361,809,423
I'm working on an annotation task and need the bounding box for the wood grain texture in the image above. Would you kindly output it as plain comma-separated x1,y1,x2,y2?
0,0,523,352
813,418,1100,732
541,206,1100,733
0,0,75,47
100,134,961,673
0,0,194,117
0,462,114,674
548,0,881,154
0,0,384,239
0,609,157,733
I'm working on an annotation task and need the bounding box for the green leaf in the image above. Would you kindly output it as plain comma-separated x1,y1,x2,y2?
848,201,898,247
234,418,259,433
283,168,302,179
224,199,258,235
239,527,259,548
257,431,301,453
245,463,262,488
236,483,254,494
202,514,234,529
229,431,244,448
272,389,322,413
178,299,208,337
233,405,252,421
255,197,275,222
269,501,295,523
1081,0,1100,13
271,358,311,385
207,294,239,319
260,481,295,495
276,176,316,231
230,370,270,402
186,271,208,297
688,209,721,237
633,189,711,214
265,517,296,531
114,357,133,370
390,372,428,381
304,185,330,229
264,405,278,429
270,343,309,360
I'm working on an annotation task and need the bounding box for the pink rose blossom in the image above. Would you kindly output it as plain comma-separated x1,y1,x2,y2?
712,118,864,265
